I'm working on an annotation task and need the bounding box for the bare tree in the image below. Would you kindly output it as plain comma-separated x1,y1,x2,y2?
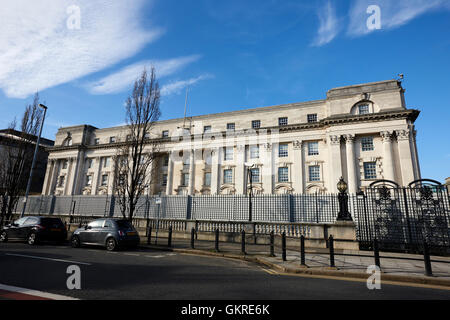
0,93,43,225
113,68,161,221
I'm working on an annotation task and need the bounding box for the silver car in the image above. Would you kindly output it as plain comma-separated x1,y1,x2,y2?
71,218,140,251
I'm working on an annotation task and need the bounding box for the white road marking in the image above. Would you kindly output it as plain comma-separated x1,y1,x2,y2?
123,253,140,256
145,255,166,258
0,284,79,300
5,253,91,266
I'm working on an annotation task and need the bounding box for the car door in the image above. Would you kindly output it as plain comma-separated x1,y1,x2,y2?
84,219,105,244
93,219,113,245
8,217,27,239
19,217,39,240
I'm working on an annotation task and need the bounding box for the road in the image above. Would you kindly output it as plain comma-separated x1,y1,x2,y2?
0,242,449,300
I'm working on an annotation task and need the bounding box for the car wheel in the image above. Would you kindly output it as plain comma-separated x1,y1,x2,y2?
0,231,8,243
106,237,117,251
71,235,81,248
27,233,38,245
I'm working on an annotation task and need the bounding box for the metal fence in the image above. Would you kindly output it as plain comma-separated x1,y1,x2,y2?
13,193,342,223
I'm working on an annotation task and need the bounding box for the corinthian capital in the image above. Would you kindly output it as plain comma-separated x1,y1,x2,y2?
329,135,341,146
293,140,303,150
396,130,410,141
380,131,393,142
344,134,355,143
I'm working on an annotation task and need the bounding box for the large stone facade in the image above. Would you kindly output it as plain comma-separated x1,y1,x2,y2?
42,80,421,196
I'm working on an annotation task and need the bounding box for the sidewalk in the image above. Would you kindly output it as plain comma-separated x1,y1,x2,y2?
139,236,450,288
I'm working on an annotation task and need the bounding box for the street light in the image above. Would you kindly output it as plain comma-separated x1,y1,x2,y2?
245,163,256,222
20,104,48,218
337,177,352,221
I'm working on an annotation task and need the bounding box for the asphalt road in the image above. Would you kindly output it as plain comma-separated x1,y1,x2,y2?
0,242,449,300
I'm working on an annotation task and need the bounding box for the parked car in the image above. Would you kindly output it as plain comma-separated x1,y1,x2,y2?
70,218,140,251
0,216,67,245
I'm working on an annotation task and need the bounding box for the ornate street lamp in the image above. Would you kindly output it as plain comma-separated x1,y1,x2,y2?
337,177,353,221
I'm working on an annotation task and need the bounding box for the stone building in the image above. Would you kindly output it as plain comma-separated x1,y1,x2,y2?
42,79,421,196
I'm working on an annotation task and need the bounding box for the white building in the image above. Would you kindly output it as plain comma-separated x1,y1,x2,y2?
42,79,421,196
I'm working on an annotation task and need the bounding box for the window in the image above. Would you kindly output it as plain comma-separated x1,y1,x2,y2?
359,104,370,115
278,167,289,183
250,168,260,183
85,175,92,186
204,151,212,165
163,155,169,167
162,174,168,186
361,137,374,151
109,137,116,143
309,166,320,182
182,173,190,186
252,120,261,129
204,172,211,187
62,160,68,169
94,138,100,145
86,158,93,169
183,157,190,170
58,176,65,187
227,123,235,131
278,117,288,126
224,147,234,161
88,220,105,229
104,157,111,167
101,174,108,186
162,130,169,138
308,142,319,156
203,126,212,133
279,144,288,158
250,145,259,159
364,162,377,179
307,114,318,123
223,169,233,184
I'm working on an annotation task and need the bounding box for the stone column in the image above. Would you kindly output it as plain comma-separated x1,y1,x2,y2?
292,140,303,194
91,157,102,195
42,160,54,195
166,152,174,195
72,151,86,195
211,147,221,194
49,160,60,195
380,131,395,182
328,135,342,193
235,145,246,194
262,143,273,194
344,134,357,194
188,149,195,195
64,157,75,195
396,129,415,186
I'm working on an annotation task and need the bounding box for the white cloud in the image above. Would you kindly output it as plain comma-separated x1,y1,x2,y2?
160,74,214,96
348,0,450,36
0,0,162,98
311,1,340,47
86,55,202,94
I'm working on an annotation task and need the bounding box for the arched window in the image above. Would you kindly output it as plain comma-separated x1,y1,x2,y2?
351,100,375,115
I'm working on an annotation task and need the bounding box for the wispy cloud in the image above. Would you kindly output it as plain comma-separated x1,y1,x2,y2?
86,55,202,95
161,74,214,96
311,1,340,47
348,0,450,36
0,0,162,99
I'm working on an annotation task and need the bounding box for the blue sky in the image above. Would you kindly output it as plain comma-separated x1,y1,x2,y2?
0,0,449,181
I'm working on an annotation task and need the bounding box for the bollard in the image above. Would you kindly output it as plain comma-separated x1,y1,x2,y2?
168,226,172,247
147,227,152,245
215,229,219,252
300,235,306,266
269,231,275,257
190,228,195,249
373,237,381,269
423,240,433,277
241,230,246,255
281,232,287,261
329,235,335,268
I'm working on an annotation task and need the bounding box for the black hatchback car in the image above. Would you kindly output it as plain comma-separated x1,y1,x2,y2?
0,216,67,245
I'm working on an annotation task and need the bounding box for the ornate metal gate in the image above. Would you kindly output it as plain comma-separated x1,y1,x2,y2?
355,179,450,253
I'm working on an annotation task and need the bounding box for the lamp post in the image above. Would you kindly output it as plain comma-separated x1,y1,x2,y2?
20,104,47,218
245,163,255,222
337,177,352,221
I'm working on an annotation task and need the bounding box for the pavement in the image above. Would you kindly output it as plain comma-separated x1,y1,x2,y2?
140,235,450,288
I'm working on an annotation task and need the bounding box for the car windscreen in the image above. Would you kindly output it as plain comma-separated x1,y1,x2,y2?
40,218,65,227
115,220,133,229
